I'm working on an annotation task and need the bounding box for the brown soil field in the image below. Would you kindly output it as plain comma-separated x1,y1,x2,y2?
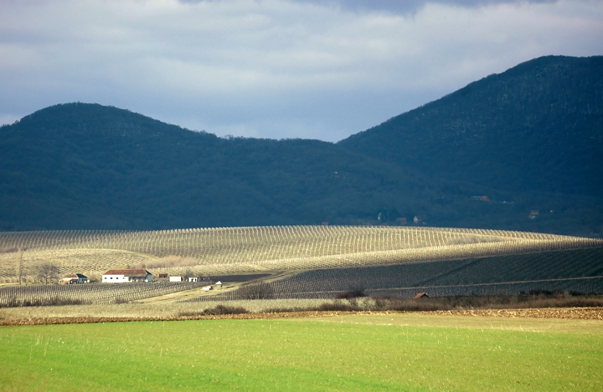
428,307,603,320
1,306,601,327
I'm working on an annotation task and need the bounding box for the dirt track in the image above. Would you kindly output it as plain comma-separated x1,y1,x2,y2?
1,307,602,327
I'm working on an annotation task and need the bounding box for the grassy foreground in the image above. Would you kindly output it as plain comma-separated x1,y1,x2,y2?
1,314,602,391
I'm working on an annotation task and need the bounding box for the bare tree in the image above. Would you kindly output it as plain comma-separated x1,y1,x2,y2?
184,268,194,281
35,262,60,285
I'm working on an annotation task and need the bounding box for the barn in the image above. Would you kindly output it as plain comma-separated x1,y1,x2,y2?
60,273,88,284
102,269,153,283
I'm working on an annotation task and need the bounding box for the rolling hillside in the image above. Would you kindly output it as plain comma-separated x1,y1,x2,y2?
1,226,602,301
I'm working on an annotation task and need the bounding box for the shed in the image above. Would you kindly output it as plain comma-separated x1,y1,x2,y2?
60,273,88,284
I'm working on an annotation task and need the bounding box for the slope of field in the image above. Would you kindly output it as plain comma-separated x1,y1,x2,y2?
197,247,603,301
0,281,206,306
1,226,600,283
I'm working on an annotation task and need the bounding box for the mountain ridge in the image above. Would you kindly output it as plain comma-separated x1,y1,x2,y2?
1,55,602,236
339,55,603,197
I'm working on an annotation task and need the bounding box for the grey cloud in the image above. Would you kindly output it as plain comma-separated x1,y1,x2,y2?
293,0,557,14
0,0,599,141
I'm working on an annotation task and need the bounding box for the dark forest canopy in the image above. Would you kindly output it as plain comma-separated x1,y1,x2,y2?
1,55,601,237
339,55,603,197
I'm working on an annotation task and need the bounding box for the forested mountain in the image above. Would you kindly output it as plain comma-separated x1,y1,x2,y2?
0,103,442,230
1,56,601,236
339,56,603,197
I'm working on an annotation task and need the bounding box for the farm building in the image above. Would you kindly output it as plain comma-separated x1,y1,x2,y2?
102,269,152,283
170,276,182,282
60,273,88,284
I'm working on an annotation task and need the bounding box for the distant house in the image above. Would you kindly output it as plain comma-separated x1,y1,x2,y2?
60,273,88,284
170,276,183,282
471,195,491,202
102,269,152,283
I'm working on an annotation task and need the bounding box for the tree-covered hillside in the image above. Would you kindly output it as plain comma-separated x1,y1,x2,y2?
1,56,602,236
0,103,446,230
339,56,603,197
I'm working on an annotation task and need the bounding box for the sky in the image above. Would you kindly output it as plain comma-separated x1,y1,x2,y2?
0,0,601,142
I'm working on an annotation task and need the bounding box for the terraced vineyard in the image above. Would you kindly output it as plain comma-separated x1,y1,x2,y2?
1,226,600,282
0,226,601,301
193,247,603,301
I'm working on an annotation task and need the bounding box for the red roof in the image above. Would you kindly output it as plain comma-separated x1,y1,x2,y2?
103,269,151,277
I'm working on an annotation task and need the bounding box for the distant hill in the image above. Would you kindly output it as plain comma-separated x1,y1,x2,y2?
339,55,603,197
0,103,445,230
2,226,601,297
1,55,602,236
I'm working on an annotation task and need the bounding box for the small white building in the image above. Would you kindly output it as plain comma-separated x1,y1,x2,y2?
170,276,183,282
102,269,152,283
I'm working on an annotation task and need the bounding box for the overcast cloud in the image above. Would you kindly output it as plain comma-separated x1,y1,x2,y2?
0,0,601,141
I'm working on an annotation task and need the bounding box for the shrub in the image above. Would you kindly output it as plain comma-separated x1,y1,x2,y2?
336,288,367,299
233,282,275,300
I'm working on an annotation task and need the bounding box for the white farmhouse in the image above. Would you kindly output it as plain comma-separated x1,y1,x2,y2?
169,276,183,282
102,269,152,283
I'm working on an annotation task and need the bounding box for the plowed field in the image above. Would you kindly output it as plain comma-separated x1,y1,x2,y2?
429,307,603,320
1,306,601,327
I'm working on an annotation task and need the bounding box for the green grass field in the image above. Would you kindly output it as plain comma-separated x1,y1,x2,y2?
1,314,602,391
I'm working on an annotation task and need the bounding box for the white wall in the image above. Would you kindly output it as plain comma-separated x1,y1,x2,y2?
102,274,127,283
